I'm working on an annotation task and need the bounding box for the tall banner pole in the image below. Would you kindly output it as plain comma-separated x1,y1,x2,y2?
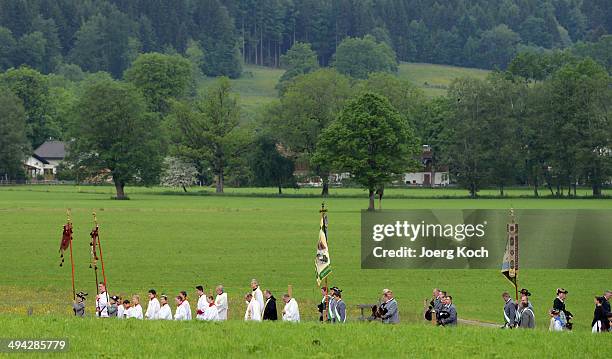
89,215,100,297
59,209,76,300
68,209,76,300
67,209,76,300
511,209,519,303
93,212,108,289
501,208,519,302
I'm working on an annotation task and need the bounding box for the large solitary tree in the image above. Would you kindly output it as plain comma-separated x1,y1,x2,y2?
69,78,162,199
314,93,420,210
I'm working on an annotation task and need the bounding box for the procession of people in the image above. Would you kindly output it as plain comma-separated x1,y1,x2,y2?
77,279,304,323
70,281,612,334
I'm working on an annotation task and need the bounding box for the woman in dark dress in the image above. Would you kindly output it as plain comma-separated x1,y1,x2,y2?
592,296,609,332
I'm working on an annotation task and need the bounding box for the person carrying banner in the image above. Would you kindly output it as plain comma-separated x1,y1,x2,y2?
96,282,109,318
318,286,332,322
501,292,516,328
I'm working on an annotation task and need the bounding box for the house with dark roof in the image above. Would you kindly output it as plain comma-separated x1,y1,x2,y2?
24,140,67,179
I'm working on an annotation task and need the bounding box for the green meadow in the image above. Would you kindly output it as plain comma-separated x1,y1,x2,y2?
198,62,491,114
0,317,608,358
0,185,610,357
398,62,490,97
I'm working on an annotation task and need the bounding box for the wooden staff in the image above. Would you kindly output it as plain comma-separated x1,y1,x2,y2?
93,212,108,289
68,209,75,300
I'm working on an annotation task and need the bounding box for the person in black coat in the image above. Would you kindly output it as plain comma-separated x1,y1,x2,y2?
602,290,611,314
592,296,610,332
263,289,278,321
553,288,573,329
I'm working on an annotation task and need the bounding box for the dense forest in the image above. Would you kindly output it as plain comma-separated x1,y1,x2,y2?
1,0,611,77
0,0,610,201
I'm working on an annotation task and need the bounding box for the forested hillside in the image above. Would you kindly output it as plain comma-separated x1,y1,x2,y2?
1,0,611,78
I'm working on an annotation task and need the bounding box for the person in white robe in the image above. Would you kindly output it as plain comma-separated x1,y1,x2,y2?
174,295,192,320
157,295,173,320
215,285,229,320
96,282,109,318
129,295,144,319
282,294,300,322
117,298,126,319
145,289,160,320
251,279,264,316
244,293,262,321
195,285,207,320
203,295,220,321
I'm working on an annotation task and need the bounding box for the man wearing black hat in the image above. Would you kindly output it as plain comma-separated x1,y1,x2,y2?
108,295,120,317
73,292,88,317
332,288,346,323
553,288,573,329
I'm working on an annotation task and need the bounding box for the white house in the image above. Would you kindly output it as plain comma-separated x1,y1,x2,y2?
403,171,449,186
24,154,48,178
403,145,450,187
24,140,67,180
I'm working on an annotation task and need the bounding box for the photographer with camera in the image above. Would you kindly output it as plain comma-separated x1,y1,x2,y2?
379,288,399,324
437,295,457,326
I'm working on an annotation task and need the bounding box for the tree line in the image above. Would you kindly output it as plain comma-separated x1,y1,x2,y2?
0,46,609,206
1,0,611,78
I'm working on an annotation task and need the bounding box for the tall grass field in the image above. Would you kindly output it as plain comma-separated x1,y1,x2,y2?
0,185,610,357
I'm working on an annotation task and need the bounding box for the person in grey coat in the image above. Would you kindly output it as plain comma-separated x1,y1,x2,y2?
438,295,457,326
380,289,399,324
73,291,87,317
518,301,535,329
502,292,517,328
332,289,346,323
